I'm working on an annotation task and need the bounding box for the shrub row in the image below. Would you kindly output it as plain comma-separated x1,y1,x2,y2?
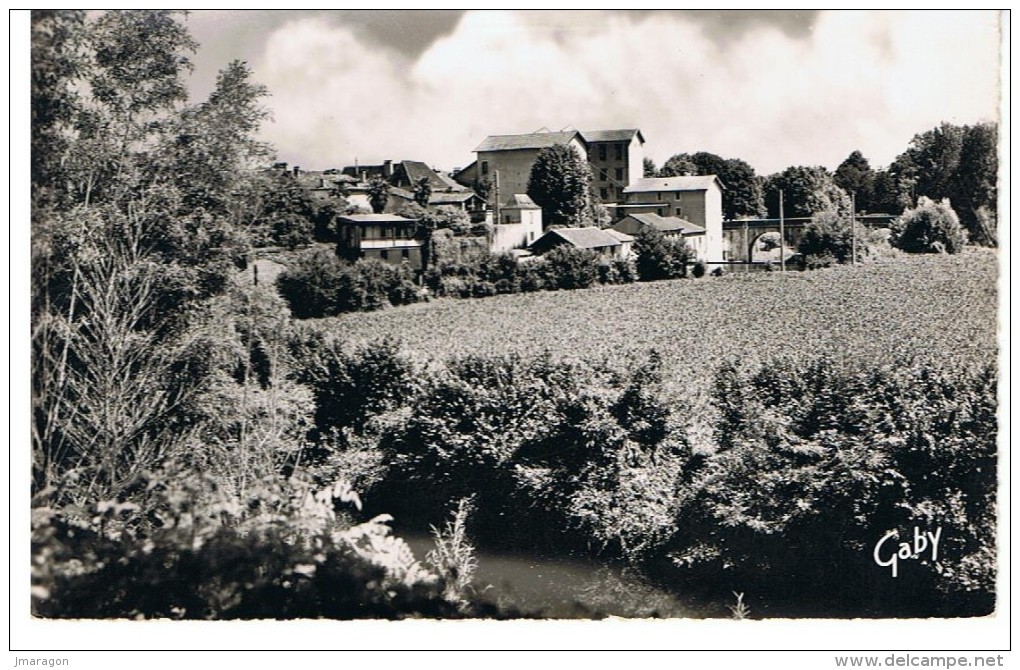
291,338,997,616
425,246,636,299
276,248,424,318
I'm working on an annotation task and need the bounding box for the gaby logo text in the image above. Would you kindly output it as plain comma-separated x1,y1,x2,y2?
873,527,942,578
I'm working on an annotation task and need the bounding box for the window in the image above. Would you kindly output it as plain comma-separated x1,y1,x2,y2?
615,144,624,161
600,188,608,200
401,248,410,259
675,192,682,200
657,208,663,217
656,192,663,201
380,250,389,260
599,169,607,182
481,160,489,176
599,145,607,161
615,167,624,181
675,207,683,217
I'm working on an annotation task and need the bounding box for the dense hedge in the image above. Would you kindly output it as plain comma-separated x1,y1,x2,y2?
276,248,424,318
289,335,997,617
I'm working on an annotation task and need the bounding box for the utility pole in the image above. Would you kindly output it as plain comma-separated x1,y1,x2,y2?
851,192,857,266
779,189,786,272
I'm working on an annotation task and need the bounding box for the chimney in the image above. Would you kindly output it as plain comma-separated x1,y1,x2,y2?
383,160,393,178
293,165,301,177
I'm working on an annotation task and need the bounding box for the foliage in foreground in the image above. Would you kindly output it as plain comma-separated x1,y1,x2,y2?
31,472,508,619
290,332,998,616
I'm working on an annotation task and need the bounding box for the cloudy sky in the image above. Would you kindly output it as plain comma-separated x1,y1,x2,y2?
181,10,1002,176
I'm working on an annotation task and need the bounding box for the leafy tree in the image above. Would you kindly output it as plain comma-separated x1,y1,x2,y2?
953,122,998,245
869,170,904,214
368,177,390,214
31,10,86,214
540,246,600,290
833,150,876,212
764,166,850,218
413,176,433,208
642,157,657,177
891,197,966,254
633,228,693,281
658,154,697,177
797,210,868,268
474,175,493,202
656,151,765,219
526,144,592,228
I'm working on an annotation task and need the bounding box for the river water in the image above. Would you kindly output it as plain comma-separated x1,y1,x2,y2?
400,532,714,619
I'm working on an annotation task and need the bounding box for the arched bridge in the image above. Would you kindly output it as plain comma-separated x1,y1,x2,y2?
723,214,896,263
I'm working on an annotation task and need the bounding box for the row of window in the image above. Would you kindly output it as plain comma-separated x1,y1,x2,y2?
655,208,684,217
598,168,625,182
596,143,628,161
368,249,411,260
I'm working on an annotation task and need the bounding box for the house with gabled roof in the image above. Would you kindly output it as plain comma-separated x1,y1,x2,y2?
530,226,632,260
621,175,724,263
336,213,424,270
613,212,709,260
491,194,543,253
459,130,588,207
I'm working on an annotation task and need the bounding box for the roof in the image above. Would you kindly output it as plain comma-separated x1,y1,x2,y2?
476,130,584,153
400,160,468,191
603,228,635,243
430,191,480,205
623,175,724,193
360,239,423,249
621,212,705,235
502,193,540,209
339,214,416,224
389,187,415,200
536,227,623,250
581,129,645,144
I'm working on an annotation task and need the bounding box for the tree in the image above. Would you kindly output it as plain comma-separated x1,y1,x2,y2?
658,154,698,177
764,166,850,218
368,177,390,214
833,150,876,212
413,176,433,208
643,157,657,177
952,122,998,245
31,10,86,214
891,197,966,254
656,151,765,219
632,228,694,281
526,144,592,228
797,210,868,268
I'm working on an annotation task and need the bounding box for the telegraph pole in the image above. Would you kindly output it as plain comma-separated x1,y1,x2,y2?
779,189,786,272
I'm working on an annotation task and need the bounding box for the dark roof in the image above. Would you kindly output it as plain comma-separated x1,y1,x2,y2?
339,214,416,224
430,191,480,205
476,131,584,153
623,175,725,192
621,212,705,234
399,160,467,191
502,193,540,209
581,129,645,144
536,227,623,250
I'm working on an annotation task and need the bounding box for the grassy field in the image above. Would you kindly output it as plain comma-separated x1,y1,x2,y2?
316,249,998,444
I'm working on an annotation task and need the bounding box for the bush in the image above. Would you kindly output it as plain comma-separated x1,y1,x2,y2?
797,210,867,266
633,228,694,281
541,246,601,290
892,197,967,254
31,473,504,619
275,247,346,319
277,250,424,318
671,356,997,616
691,261,707,278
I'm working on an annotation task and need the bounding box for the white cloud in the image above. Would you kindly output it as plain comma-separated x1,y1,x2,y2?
255,10,1000,175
